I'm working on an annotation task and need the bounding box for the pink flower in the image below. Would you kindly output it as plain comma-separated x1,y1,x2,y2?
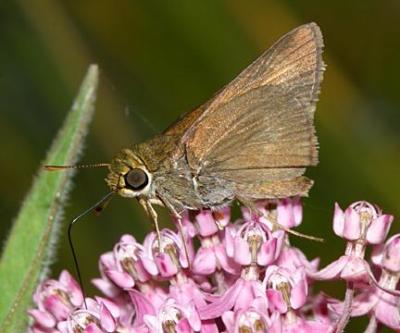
264,266,308,313
331,234,400,330
311,201,393,282
222,298,281,333
225,220,284,267
94,234,150,292
333,201,392,244
263,267,333,332
194,208,230,237
58,298,120,333
191,209,235,278
173,211,197,239
92,252,121,298
199,265,265,320
193,234,239,275
142,229,194,278
372,233,400,272
29,270,83,332
143,298,201,333
28,199,397,333
277,197,303,229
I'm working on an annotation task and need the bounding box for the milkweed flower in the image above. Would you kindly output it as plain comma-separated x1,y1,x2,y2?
28,271,83,333
28,199,399,333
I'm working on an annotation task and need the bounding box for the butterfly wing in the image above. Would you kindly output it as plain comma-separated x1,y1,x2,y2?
182,23,325,199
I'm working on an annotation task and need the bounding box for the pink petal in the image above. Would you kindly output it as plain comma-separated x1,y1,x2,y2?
374,296,400,329
266,289,287,313
143,287,167,310
59,270,83,306
99,253,116,270
233,237,251,266
84,323,104,333
106,269,134,289
185,302,202,331
366,214,393,244
201,321,218,333
193,247,216,275
99,303,116,332
382,234,400,272
340,258,368,281
290,275,308,309
252,296,268,314
196,210,218,236
221,311,235,332
292,197,303,227
155,253,178,277
333,203,345,237
199,279,244,320
129,289,156,326
91,278,119,298
176,213,197,238
86,298,100,312
215,244,239,275
301,320,332,333
272,230,285,258
310,256,349,280
57,321,69,333
143,314,159,332
120,234,136,243
95,297,120,318
257,238,277,266
135,260,151,282
43,295,71,321
224,227,235,258
277,199,295,228
343,207,361,240
141,257,159,276
28,309,56,328
176,318,192,333
234,283,254,311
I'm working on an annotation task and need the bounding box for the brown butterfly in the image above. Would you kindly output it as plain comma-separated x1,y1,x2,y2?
46,22,325,244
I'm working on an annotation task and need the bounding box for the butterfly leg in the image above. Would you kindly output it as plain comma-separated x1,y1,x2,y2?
139,198,162,250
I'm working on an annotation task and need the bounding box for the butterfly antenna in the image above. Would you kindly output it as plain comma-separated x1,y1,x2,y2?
67,191,115,309
44,163,110,171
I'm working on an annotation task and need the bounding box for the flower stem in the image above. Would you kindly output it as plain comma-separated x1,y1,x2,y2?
335,281,354,333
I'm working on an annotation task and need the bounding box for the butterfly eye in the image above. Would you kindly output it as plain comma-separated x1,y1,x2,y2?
124,168,149,191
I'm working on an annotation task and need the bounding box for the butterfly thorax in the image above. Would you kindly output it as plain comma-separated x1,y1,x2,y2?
105,134,238,214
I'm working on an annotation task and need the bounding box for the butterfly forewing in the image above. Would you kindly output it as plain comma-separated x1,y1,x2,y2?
184,23,324,168
165,23,325,201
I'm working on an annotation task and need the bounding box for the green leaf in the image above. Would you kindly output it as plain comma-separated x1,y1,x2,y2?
0,65,99,333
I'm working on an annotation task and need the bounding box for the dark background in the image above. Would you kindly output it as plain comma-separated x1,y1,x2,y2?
1,1,399,331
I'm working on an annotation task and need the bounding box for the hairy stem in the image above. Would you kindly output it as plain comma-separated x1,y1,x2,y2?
335,281,354,333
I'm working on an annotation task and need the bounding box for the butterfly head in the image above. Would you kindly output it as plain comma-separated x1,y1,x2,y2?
106,148,152,198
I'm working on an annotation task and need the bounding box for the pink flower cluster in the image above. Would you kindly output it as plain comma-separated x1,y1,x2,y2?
28,199,400,333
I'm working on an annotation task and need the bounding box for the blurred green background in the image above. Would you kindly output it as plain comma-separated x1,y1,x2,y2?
1,1,399,330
